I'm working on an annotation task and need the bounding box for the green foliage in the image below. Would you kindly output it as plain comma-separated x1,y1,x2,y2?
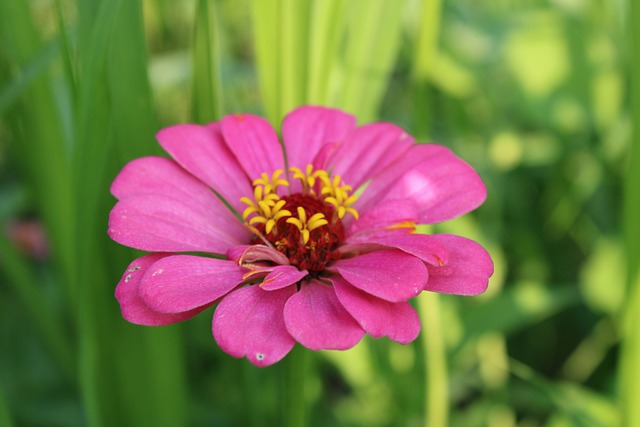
0,0,630,426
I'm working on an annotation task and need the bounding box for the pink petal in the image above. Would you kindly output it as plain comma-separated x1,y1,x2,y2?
331,249,427,302
115,254,208,326
108,194,247,253
424,234,493,295
328,123,413,189
345,200,419,237
260,266,308,291
238,244,290,265
213,285,296,367
356,144,487,224
156,124,253,211
284,280,364,351
343,232,448,266
139,255,245,313
282,106,356,169
221,114,284,179
332,275,420,344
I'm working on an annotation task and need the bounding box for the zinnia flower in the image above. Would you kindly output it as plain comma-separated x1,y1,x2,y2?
109,106,493,367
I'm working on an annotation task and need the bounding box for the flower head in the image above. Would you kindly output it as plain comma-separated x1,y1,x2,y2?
109,106,493,367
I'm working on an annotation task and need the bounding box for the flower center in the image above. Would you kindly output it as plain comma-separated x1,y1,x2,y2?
240,166,359,272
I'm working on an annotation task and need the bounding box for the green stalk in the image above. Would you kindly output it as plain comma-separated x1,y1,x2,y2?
0,387,14,427
621,0,640,424
191,0,223,122
284,345,308,427
418,292,448,427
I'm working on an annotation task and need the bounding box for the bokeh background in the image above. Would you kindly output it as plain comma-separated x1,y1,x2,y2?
1,0,638,426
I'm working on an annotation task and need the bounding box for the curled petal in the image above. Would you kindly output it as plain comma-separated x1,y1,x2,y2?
357,144,487,224
332,275,420,344
213,285,296,367
260,266,308,291
239,244,290,266
139,255,245,313
424,234,493,295
332,249,427,302
284,280,364,351
115,254,208,326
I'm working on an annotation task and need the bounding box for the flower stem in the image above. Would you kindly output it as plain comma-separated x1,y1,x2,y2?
419,292,449,427
285,344,307,427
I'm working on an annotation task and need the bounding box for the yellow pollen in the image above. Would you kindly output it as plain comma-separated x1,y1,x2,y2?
286,207,328,245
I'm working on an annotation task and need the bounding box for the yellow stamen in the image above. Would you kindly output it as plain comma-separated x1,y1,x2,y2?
289,164,329,193
253,169,289,195
286,207,327,245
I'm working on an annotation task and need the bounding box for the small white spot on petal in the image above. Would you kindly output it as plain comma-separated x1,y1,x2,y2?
124,274,133,283
256,353,265,361
127,266,141,273
152,268,164,277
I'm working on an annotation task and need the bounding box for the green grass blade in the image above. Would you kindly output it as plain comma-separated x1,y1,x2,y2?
191,0,223,122
307,0,346,105
0,386,14,427
251,0,281,122
337,0,405,121
279,0,310,115
0,0,75,295
620,1,640,424
0,231,75,381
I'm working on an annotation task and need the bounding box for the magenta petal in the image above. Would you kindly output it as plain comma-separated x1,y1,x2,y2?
424,234,494,295
108,194,246,253
115,254,208,326
332,249,427,302
332,275,420,344
329,123,413,189
345,200,419,237
213,285,296,367
156,124,252,211
357,144,487,224
284,280,364,351
139,255,245,313
260,266,308,291
221,114,284,179
344,232,448,266
282,106,356,169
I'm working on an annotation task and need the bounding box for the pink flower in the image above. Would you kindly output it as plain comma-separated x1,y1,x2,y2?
109,106,493,367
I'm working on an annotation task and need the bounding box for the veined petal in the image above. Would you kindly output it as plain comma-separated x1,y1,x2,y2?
284,280,364,351
282,106,356,169
331,249,427,302
221,113,284,179
108,194,246,253
356,144,487,224
424,234,493,295
331,275,420,344
115,254,209,326
213,285,296,367
343,232,448,266
328,123,413,189
260,266,308,291
156,123,253,211
139,255,245,313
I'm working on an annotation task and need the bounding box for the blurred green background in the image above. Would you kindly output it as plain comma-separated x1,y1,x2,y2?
1,0,637,426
